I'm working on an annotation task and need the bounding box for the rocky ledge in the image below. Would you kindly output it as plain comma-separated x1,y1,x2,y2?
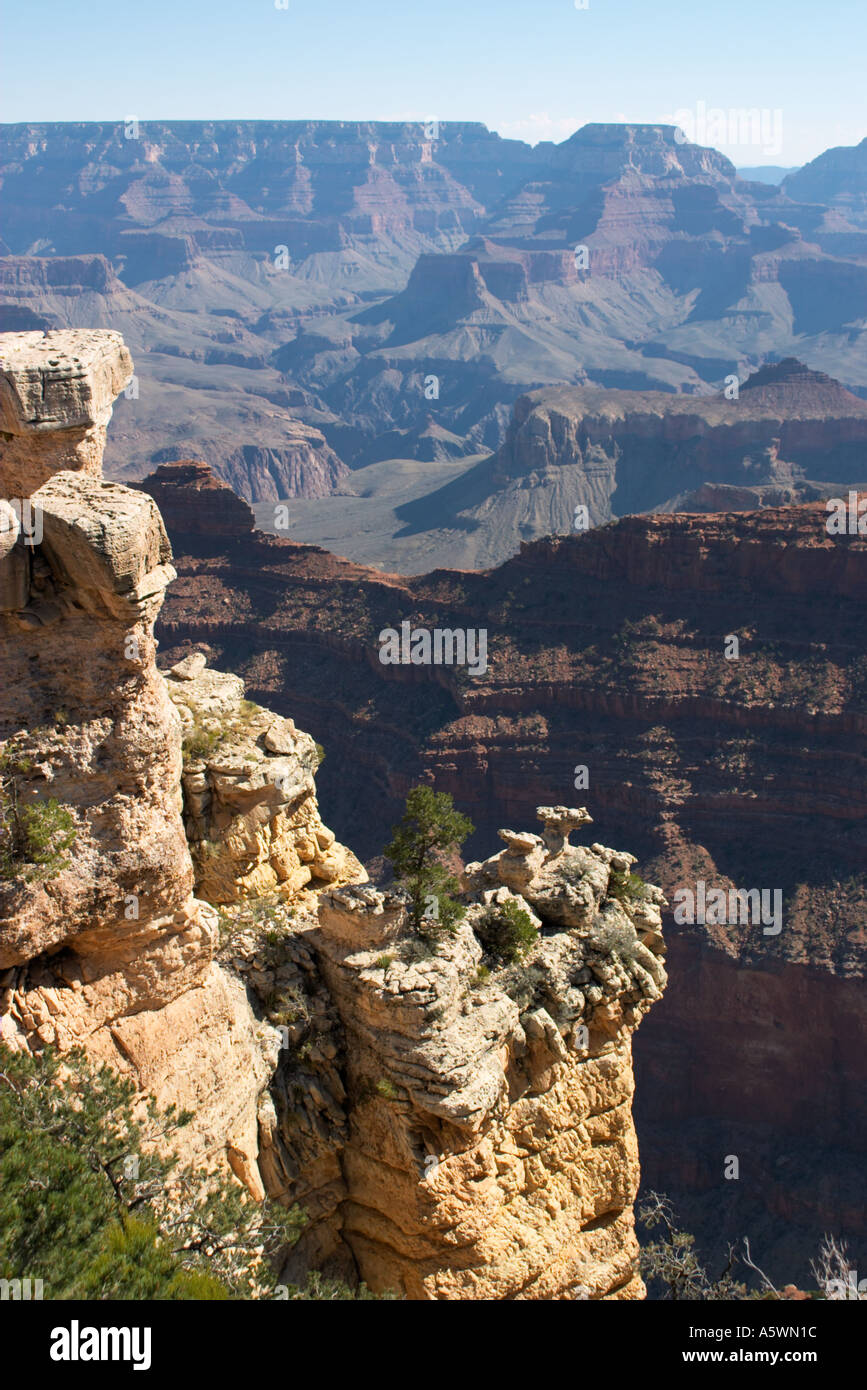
311,806,666,1299
165,653,364,903
0,328,666,1300
0,329,133,496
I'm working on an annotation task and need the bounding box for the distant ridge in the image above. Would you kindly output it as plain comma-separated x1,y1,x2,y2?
740,357,867,412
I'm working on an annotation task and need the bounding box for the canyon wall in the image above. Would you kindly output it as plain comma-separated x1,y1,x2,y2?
150,460,866,1281
0,330,664,1299
419,359,867,567
0,331,359,1206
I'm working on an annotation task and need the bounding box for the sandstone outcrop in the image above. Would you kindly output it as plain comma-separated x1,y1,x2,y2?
0,329,355,1200
782,136,867,215
0,329,133,497
164,654,364,903
310,807,666,1299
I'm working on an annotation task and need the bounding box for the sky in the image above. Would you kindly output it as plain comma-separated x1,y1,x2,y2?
1,0,864,167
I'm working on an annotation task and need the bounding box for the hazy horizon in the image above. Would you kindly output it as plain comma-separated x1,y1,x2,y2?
1,0,864,167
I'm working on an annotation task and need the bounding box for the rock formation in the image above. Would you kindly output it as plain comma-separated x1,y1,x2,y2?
310,811,666,1298
0,329,358,1198
782,136,867,215
0,329,134,495
140,460,256,539
150,460,866,1281
165,655,364,903
0,329,664,1298
410,359,867,567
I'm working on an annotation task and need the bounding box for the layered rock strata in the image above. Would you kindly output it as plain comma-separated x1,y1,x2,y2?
0,330,356,1198
430,360,867,564
0,329,666,1298
310,808,666,1299
141,460,256,540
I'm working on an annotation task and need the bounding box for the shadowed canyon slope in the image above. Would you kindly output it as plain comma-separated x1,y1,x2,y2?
149,460,867,1281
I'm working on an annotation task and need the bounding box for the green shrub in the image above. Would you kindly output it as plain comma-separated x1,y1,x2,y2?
264,982,309,1028
606,867,648,903
0,1042,302,1299
476,899,538,964
399,937,437,964
593,920,643,964
182,722,221,761
375,1077,400,1101
281,1271,400,1300
0,751,76,883
638,1192,765,1301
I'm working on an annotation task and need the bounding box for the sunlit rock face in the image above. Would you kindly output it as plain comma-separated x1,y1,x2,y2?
0,329,133,497
0,329,351,1197
311,809,666,1300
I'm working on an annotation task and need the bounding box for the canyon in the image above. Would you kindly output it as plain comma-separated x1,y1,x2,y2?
0,329,668,1299
2,122,867,577
145,452,866,1282
377,357,867,569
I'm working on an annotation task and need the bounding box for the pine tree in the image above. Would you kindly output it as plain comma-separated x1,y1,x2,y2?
384,785,474,937
0,1042,302,1299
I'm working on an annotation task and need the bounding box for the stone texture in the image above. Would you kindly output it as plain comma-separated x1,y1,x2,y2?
165,655,365,904
310,806,667,1300
0,330,133,497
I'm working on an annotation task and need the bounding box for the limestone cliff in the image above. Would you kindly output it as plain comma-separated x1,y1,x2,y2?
0,329,665,1299
0,330,358,1202
311,808,666,1299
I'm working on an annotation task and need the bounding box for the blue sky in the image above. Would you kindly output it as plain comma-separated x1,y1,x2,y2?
1,0,863,166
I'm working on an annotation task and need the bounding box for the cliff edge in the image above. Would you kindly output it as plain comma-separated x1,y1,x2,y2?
0,329,665,1298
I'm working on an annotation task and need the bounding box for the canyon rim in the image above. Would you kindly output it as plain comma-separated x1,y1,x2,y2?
1,0,865,1342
